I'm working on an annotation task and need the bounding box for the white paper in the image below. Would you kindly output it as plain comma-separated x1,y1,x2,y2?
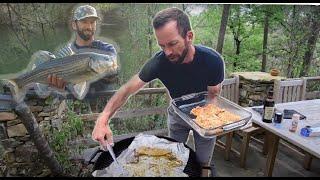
92,133,190,177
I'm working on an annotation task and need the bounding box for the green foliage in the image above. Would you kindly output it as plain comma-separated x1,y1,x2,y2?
66,99,91,114
47,105,85,175
115,4,174,83
45,95,54,105
1,4,320,153
94,3,119,14
1,4,320,77
110,114,167,136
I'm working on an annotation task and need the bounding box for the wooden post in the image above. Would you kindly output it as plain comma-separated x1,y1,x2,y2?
14,102,64,176
303,153,313,170
224,132,233,161
264,132,280,177
262,131,269,155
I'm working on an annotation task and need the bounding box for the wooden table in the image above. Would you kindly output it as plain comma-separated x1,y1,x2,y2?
246,99,320,176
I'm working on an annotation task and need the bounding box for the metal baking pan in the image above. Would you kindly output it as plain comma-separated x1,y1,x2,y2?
171,91,252,138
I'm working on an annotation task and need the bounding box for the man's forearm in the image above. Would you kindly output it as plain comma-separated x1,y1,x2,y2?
96,74,146,125
97,86,130,125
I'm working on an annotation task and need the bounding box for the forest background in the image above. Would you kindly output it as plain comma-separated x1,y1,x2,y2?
0,3,319,175
1,3,319,135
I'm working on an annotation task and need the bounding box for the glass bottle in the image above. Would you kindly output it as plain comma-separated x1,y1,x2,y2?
262,88,275,123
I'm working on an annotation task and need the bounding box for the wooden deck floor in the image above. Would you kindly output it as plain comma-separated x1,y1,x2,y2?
212,135,320,177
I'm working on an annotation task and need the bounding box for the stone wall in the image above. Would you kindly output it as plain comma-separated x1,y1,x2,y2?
0,95,68,177
231,72,286,107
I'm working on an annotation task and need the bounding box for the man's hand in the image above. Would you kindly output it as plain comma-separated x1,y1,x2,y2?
92,116,114,147
47,74,67,90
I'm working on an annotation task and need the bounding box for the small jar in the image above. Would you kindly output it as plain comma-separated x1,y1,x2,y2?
274,112,283,124
289,113,300,132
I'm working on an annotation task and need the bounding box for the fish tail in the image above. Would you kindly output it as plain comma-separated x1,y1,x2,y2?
0,79,26,103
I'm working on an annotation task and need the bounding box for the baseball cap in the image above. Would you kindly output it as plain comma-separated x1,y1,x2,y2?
73,5,101,21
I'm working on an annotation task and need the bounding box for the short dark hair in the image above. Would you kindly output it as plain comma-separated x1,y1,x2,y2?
152,7,191,38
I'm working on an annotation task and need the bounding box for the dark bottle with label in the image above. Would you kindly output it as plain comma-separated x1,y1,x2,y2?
262,88,275,123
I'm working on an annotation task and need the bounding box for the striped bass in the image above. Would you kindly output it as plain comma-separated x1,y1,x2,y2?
0,50,118,103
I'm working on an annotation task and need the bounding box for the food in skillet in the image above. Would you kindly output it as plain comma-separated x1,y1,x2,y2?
123,146,184,177
190,104,241,129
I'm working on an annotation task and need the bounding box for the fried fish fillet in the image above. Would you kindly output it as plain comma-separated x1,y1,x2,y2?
191,104,241,129
135,146,171,157
123,146,184,177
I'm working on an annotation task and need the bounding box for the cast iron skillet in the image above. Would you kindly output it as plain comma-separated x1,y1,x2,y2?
88,135,202,177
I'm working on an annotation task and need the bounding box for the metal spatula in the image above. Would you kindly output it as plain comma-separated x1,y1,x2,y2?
102,142,127,176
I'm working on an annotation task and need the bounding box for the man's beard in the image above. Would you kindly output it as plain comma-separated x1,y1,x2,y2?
168,45,189,65
77,29,94,41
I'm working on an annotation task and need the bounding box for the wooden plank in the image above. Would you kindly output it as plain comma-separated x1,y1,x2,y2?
273,80,281,103
85,87,168,99
80,106,168,121
306,91,320,99
224,132,233,161
222,76,238,102
292,86,298,102
278,87,283,103
222,77,236,86
301,78,307,100
228,85,232,101
287,86,293,102
264,132,280,177
0,87,168,102
231,84,235,103
221,86,226,98
223,85,228,100
279,80,303,87
296,86,301,101
235,75,240,104
263,132,269,155
113,128,168,142
283,86,289,103
303,76,320,80
240,131,251,168
303,153,313,170
216,139,241,157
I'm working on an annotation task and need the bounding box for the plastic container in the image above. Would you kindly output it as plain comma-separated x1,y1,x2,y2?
171,91,252,138
300,125,320,137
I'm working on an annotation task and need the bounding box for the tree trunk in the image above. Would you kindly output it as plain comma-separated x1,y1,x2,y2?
234,38,241,68
182,4,186,11
216,4,231,54
14,102,64,176
261,10,269,72
299,7,320,77
287,5,296,78
41,23,46,42
232,6,241,68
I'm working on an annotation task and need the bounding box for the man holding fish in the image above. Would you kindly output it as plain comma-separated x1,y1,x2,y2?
48,4,118,94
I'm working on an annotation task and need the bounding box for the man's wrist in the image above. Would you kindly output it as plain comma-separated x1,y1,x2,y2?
97,111,109,125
